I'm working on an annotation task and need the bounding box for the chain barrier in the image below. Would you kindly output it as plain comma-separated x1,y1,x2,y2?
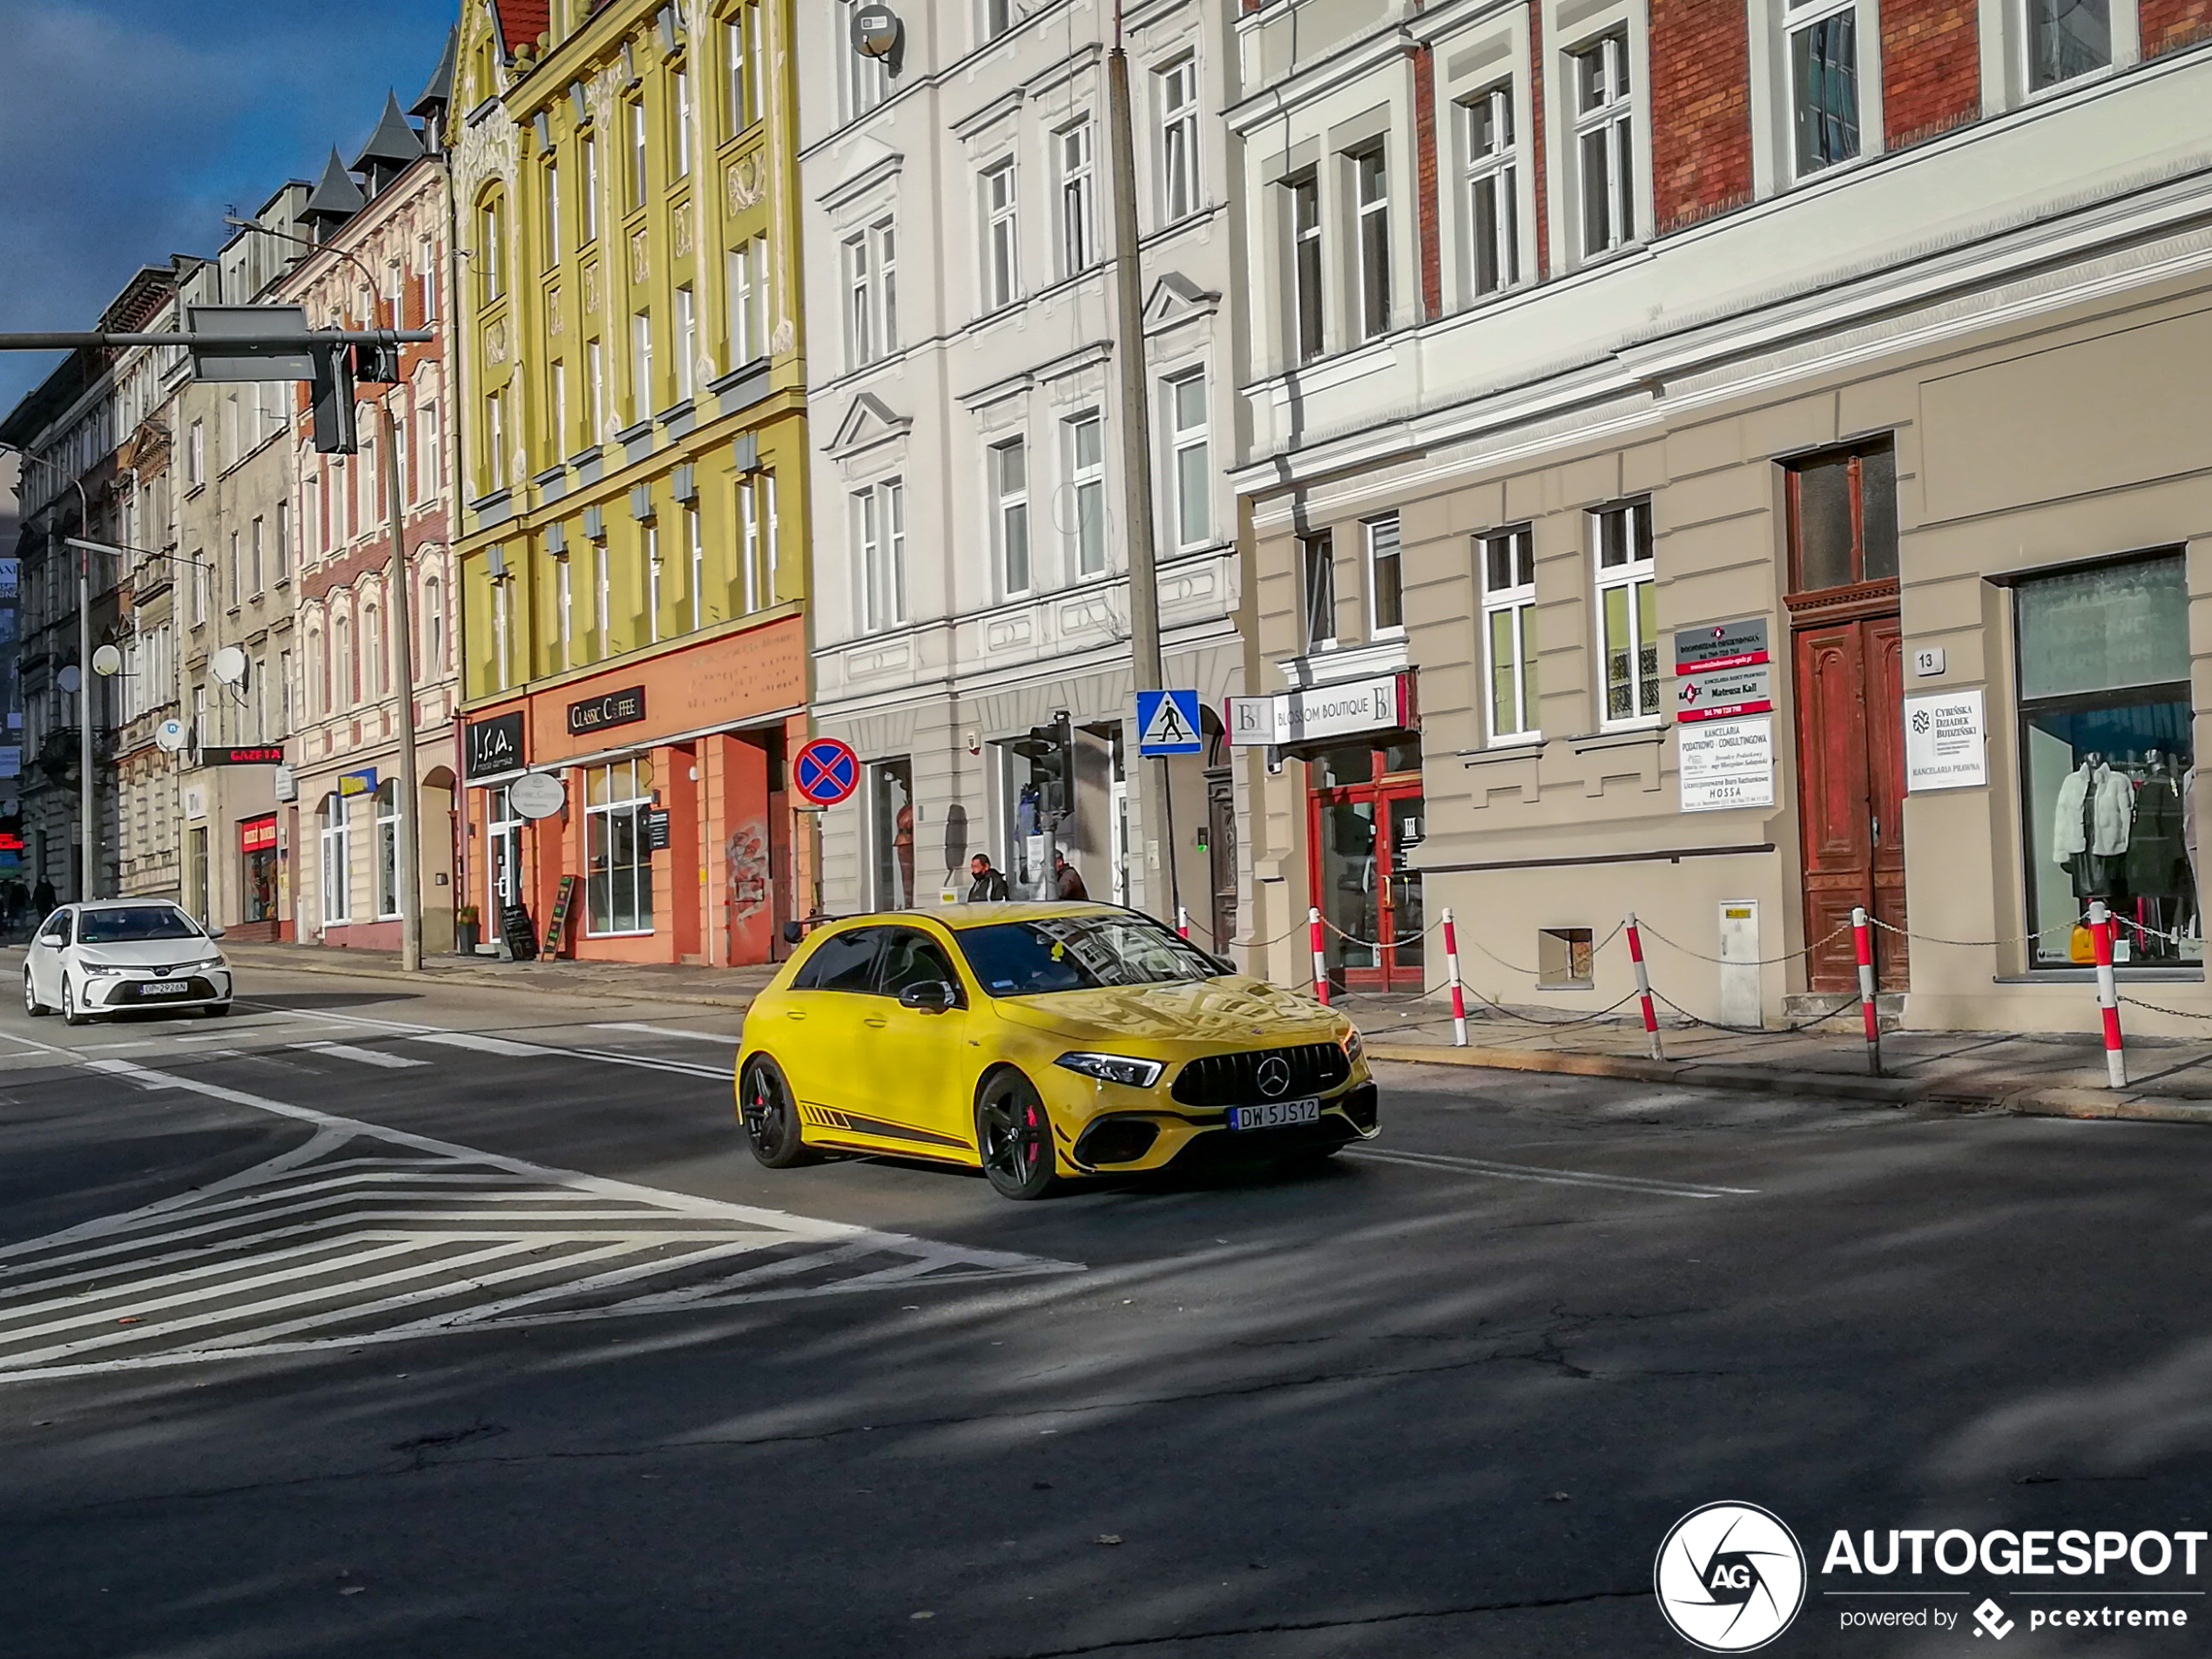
1318,914,1447,951
1867,917,2074,950
1635,917,1853,968
2117,995,2212,1023
1648,986,1859,1038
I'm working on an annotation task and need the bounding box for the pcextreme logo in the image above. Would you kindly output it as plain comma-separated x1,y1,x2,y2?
1656,1502,1809,1652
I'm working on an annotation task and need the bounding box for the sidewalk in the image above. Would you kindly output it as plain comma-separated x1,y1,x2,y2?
219,941,777,1011
1346,992,2212,1125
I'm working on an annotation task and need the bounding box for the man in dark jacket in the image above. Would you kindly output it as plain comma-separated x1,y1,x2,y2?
1053,853,1089,901
967,854,1010,902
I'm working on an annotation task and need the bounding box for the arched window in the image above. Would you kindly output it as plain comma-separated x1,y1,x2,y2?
421,574,445,672
334,614,354,706
478,193,505,305
362,604,383,698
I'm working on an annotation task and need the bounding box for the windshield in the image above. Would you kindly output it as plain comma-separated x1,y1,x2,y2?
76,906,204,945
956,914,1226,997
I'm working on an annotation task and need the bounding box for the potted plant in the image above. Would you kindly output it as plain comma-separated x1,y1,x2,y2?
455,904,481,955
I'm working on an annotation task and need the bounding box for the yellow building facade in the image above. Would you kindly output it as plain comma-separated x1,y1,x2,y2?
448,0,811,965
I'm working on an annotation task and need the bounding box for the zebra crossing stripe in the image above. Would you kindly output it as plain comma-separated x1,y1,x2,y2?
301,1042,429,1069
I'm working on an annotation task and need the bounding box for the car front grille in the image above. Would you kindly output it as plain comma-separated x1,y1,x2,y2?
1170,1042,1351,1108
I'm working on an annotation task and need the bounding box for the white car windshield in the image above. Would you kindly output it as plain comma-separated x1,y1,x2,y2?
76,907,204,945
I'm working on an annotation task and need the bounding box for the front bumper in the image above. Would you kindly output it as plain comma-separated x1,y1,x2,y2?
1057,1076,1380,1175
80,969,232,1011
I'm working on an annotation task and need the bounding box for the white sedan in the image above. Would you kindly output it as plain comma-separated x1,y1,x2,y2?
24,900,233,1025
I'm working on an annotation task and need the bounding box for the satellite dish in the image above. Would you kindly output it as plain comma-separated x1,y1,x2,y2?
155,719,191,754
210,645,249,685
91,644,125,678
508,772,567,820
57,665,81,695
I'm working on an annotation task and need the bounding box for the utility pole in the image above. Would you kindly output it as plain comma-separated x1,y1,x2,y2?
1107,1,1175,919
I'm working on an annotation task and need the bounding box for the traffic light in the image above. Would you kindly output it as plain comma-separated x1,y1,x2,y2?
352,340,401,384
309,341,359,454
1011,710,1075,824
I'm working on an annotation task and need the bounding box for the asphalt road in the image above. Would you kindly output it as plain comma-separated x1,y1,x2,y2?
2,956,2209,1658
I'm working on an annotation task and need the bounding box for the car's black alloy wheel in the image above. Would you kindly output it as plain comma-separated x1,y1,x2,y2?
738,1055,813,1169
976,1073,1056,1200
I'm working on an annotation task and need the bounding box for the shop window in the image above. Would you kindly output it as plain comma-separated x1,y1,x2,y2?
1538,927,1595,988
319,795,350,925
240,817,278,924
1787,439,1896,592
2018,553,2195,968
375,780,401,920
585,759,656,935
869,758,915,908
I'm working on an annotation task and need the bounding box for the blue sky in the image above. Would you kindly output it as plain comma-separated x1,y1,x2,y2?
0,0,461,413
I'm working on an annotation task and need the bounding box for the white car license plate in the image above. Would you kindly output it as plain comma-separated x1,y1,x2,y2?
140,980,188,995
1227,1098,1320,1131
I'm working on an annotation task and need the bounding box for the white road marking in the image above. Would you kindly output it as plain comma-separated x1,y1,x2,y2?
404,1030,559,1059
591,1022,738,1045
300,1042,429,1069
1344,1145,1758,1199
0,1055,1080,1382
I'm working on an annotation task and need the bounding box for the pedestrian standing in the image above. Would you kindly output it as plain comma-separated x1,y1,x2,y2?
967,854,1011,902
1053,853,1089,902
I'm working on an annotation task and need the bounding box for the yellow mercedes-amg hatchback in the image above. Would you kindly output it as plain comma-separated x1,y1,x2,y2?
735,904,1378,1198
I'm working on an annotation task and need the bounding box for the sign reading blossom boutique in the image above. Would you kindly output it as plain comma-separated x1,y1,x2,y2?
1227,673,1410,746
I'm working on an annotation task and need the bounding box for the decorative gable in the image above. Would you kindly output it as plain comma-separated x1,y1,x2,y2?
829,392,913,459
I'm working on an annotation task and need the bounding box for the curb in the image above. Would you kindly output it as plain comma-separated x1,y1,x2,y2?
1363,1042,2212,1126
216,949,763,1013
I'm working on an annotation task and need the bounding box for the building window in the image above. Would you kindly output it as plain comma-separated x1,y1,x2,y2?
580,132,599,242
492,577,512,691
1366,515,1404,638
983,0,1016,38
320,795,350,926
584,759,656,936
840,0,890,117
670,63,692,179
844,219,895,367
1593,499,1657,727
419,237,439,319
626,98,648,209
739,475,764,613
981,159,1020,312
1059,119,1097,276
2027,0,2112,91
1303,533,1337,651
725,7,757,132
1352,146,1391,341
1289,171,1323,361
645,520,662,644
375,779,401,920
275,501,291,579
2019,554,2191,967
1066,410,1106,577
674,285,697,400
1158,57,1200,225
993,437,1031,597
586,340,607,442
1165,371,1209,549
1787,439,1897,592
487,391,505,489
856,478,906,632
479,198,504,301
595,539,612,652
550,360,569,455
543,157,563,263
188,420,205,486
1480,525,1539,743
686,502,704,631
1573,34,1635,257
249,517,265,595
557,552,575,667
631,310,654,420
422,574,445,671
1463,87,1521,297
1790,0,1861,174
869,757,915,908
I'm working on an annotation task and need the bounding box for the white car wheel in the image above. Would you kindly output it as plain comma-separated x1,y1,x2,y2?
62,976,91,1027
24,968,49,1017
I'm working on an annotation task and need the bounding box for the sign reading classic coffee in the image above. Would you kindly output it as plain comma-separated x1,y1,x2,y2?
568,685,647,738
465,711,525,779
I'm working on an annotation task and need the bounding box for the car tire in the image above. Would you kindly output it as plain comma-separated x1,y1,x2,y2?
24,970,50,1018
61,977,91,1027
738,1055,814,1169
976,1071,1058,1201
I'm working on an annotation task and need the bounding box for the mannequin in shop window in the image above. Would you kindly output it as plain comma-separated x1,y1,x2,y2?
2128,749,2188,942
2053,749,2133,900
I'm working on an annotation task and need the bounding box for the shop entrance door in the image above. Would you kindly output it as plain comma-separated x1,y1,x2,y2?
1307,741,1426,992
1794,615,1908,992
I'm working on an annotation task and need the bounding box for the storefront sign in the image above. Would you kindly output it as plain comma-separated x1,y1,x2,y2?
0,745,18,779
203,745,286,765
644,807,673,851
542,875,579,958
1228,674,1408,747
568,685,648,737
465,711,525,779
239,816,277,853
508,771,567,819
182,784,208,821
1904,687,1987,792
273,764,297,802
1679,716,1777,813
500,900,540,962
1673,617,1770,675
339,767,379,798
1675,664,1774,725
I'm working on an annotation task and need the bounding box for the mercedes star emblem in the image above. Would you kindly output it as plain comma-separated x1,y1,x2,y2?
1256,1055,1292,1098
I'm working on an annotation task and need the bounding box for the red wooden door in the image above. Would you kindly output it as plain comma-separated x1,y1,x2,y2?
1794,617,1910,993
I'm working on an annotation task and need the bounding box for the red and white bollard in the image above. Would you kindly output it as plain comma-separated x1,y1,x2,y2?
1309,906,1331,1007
1851,906,1880,1076
1624,913,1663,1062
2089,900,2127,1089
1176,906,1190,940
1442,907,1468,1048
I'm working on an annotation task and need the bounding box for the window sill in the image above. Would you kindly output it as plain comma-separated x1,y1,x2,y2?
583,928,657,941
1458,739,1543,766
1993,968,2203,984
1570,725,1664,753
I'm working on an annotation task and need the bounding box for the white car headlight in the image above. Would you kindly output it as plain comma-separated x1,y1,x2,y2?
1054,1052,1165,1089
81,963,131,978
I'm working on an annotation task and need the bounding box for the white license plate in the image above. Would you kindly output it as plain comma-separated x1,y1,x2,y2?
139,980,188,995
1227,1098,1321,1131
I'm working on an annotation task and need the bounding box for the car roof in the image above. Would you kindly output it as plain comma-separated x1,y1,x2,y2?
70,899,188,911
818,902,1136,935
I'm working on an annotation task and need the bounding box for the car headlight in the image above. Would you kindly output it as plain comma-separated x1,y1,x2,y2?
81,963,131,978
1343,1028,1364,1062
1054,1052,1165,1089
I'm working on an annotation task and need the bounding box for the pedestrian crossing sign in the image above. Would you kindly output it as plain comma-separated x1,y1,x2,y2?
1136,689,1204,756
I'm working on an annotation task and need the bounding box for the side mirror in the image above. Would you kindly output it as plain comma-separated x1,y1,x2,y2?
38,931,64,947
781,921,805,946
899,980,957,1013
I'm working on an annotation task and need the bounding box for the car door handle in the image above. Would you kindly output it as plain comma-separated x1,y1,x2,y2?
862,1016,888,1029
785,1010,806,1020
